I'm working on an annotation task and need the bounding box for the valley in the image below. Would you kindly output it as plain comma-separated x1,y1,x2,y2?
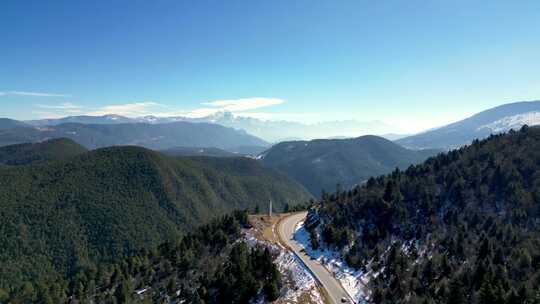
1,100,540,303
2,2,540,301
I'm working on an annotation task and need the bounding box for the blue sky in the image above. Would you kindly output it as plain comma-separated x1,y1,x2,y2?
1,0,539,133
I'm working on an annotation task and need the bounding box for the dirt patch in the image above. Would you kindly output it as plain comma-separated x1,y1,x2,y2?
248,213,288,245
274,292,322,304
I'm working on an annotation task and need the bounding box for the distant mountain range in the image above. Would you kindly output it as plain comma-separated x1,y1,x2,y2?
397,100,540,149
0,139,312,290
26,112,403,142
9,100,540,152
0,118,29,130
259,135,438,197
184,111,402,142
0,121,269,152
26,114,135,126
161,146,239,157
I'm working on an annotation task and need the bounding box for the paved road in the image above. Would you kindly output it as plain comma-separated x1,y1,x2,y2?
277,212,352,304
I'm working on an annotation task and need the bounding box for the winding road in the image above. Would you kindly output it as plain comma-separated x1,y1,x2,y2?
276,212,353,304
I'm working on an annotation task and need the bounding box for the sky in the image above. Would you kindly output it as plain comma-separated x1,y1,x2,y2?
1,0,540,133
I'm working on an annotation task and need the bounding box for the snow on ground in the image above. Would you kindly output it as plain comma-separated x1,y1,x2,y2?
244,232,324,304
274,249,324,304
478,111,540,133
293,222,371,304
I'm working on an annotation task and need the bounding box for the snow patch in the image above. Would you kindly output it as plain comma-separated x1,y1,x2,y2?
293,222,371,304
312,157,323,164
478,111,540,133
244,232,324,304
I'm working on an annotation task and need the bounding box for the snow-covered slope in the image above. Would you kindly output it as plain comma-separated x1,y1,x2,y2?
396,100,540,150
477,111,540,133
244,233,324,304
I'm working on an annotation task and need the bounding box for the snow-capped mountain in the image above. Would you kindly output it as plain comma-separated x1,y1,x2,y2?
134,115,186,124
27,114,136,126
185,111,401,142
397,100,540,150
477,111,540,133
26,111,403,143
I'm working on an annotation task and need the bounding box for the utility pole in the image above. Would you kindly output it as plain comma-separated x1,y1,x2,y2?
269,200,272,217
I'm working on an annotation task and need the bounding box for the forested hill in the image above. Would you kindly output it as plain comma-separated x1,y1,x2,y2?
0,144,312,299
0,138,87,165
0,121,269,150
260,135,437,197
3,211,283,304
161,146,238,157
307,125,540,303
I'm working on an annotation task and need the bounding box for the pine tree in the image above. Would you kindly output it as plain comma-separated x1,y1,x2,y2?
477,280,496,304
447,279,466,304
264,280,280,301
114,277,134,304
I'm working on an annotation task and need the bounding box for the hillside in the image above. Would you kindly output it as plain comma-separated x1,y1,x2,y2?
0,118,28,130
0,138,87,165
3,211,283,304
260,135,437,197
0,121,269,150
397,100,540,149
0,144,312,296
307,125,540,303
161,146,238,157
228,145,268,156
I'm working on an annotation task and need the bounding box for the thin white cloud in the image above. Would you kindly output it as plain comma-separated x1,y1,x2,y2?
35,102,84,117
233,111,318,121
86,102,165,117
34,102,164,118
180,107,221,118
36,102,81,110
1,91,70,97
35,111,76,119
32,97,288,120
202,97,284,112
178,97,286,118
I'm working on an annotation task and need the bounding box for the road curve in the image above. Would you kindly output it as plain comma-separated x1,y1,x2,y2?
277,212,352,304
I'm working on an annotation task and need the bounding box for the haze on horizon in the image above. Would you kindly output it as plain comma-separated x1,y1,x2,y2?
1,1,539,134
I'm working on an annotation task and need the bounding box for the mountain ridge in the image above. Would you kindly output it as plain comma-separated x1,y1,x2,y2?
0,138,87,165
307,125,540,303
260,135,438,197
0,141,312,292
25,112,402,142
0,121,269,150
397,100,540,149
0,118,29,130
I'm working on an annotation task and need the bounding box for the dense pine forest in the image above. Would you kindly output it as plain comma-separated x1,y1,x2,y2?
0,138,87,165
307,125,540,303
1,211,282,303
260,135,437,197
0,141,310,303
